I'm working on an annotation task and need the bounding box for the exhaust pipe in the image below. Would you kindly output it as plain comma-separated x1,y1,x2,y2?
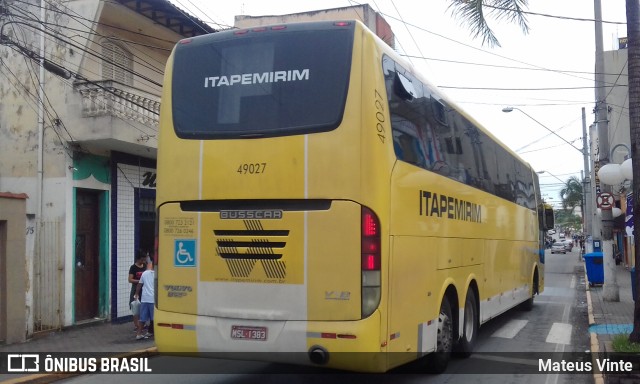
308,346,329,365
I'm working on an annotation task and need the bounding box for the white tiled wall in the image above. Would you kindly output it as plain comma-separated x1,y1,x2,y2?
115,163,155,318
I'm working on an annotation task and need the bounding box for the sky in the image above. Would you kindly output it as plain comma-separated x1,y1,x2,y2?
169,0,628,209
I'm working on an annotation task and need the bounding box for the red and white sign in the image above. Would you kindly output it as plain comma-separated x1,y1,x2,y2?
596,192,614,210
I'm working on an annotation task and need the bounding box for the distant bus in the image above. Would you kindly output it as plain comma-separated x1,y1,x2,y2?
154,20,553,373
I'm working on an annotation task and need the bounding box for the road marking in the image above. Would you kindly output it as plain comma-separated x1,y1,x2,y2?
570,275,576,289
491,319,528,339
546,322,572,345
470,354,538,366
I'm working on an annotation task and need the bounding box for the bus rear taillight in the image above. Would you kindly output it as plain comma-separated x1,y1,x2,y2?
361,207,381,318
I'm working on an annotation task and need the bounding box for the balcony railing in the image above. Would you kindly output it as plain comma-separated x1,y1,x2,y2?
74,80,160,127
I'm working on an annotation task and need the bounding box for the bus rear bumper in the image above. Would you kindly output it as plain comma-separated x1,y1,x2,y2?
154,308,388,372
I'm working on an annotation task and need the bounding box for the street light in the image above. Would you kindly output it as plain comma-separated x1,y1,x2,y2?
598,144,633,185
537,170,566,185
501,107,583,154
597,146,632,220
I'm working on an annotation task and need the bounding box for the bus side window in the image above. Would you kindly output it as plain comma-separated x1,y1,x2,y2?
392,115,428,168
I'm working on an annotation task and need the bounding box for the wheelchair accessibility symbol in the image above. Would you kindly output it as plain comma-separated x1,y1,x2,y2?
174,239,196,267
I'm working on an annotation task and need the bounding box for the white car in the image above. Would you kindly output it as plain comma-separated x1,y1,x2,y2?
551,242,566,254
562,239,573,251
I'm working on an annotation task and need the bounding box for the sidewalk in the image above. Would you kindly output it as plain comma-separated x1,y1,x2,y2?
586,258,639,384
0,320,155,383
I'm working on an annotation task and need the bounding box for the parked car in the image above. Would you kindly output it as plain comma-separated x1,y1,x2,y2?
562,239,573,251
551,242,566,254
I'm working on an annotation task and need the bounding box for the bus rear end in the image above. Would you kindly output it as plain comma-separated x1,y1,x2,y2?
155,21,392,372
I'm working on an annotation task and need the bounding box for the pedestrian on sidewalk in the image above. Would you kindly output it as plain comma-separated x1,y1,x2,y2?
128,250,147,333
134,256,154,340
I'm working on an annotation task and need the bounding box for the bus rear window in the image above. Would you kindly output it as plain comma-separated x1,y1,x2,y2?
171,23,354,139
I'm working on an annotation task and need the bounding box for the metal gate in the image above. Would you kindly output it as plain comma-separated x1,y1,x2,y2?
33,220,63,333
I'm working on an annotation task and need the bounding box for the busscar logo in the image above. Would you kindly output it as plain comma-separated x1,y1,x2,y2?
7,354,39,372
220,210,283,220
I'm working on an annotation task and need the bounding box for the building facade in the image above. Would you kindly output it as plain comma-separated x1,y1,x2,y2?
0,0,395,343
0,0,213,340
235,4,395,49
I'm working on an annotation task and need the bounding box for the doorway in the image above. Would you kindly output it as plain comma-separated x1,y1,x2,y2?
136,189,156,257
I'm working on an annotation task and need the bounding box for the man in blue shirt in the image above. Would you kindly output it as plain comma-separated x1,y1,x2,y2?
134,259,154,340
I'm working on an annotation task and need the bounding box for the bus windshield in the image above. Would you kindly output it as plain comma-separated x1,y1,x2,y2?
171,23,354,139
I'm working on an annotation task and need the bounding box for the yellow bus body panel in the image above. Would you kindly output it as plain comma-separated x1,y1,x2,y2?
155,20,544,373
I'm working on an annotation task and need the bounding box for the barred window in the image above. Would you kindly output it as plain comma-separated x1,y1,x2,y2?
101,39,133,85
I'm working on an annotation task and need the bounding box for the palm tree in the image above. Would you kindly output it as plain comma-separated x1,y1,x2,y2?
447,0,530,47
559,176,583,214
447,0,640,343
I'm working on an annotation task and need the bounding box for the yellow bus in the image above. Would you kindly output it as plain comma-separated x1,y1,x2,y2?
154,20,553,373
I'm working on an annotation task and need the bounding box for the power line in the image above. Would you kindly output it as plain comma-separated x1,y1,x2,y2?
369,7,610,87
482,4,626,25
2,25,161,132
13,0,183,45
1,34,160,117
401,54,627,78
0,18,164,89
171,0,230,31
0,56,75,159
5,8,167,84
440,85,625,91
159,0,212,36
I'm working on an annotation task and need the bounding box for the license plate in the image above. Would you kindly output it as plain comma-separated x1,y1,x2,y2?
231,325,268,341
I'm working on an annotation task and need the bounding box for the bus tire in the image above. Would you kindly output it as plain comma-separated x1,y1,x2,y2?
521,270,538,311
425,297,453,373
455,288,478,357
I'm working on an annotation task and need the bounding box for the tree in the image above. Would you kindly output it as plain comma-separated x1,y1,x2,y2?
447,0,530,47
559,175,583,214
626,0,640,344
554,209,583,230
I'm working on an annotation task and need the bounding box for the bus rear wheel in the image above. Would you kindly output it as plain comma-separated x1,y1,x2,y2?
425,297,453,373
455,288,478,357
521,270,538,311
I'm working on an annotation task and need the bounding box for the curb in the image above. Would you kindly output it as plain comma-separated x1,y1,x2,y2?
0,347,158,384
585,268,605,384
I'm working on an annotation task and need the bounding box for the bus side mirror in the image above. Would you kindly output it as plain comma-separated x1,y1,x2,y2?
544,208,555,230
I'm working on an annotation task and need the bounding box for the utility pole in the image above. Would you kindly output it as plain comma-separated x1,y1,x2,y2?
594,0,619,301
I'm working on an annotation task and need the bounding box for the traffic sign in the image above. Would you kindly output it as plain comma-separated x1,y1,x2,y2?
596,192,614,210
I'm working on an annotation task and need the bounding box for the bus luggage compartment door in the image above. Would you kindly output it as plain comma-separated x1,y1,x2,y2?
157,200,363,322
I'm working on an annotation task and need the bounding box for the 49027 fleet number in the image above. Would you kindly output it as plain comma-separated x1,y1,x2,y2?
237,163,267,174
